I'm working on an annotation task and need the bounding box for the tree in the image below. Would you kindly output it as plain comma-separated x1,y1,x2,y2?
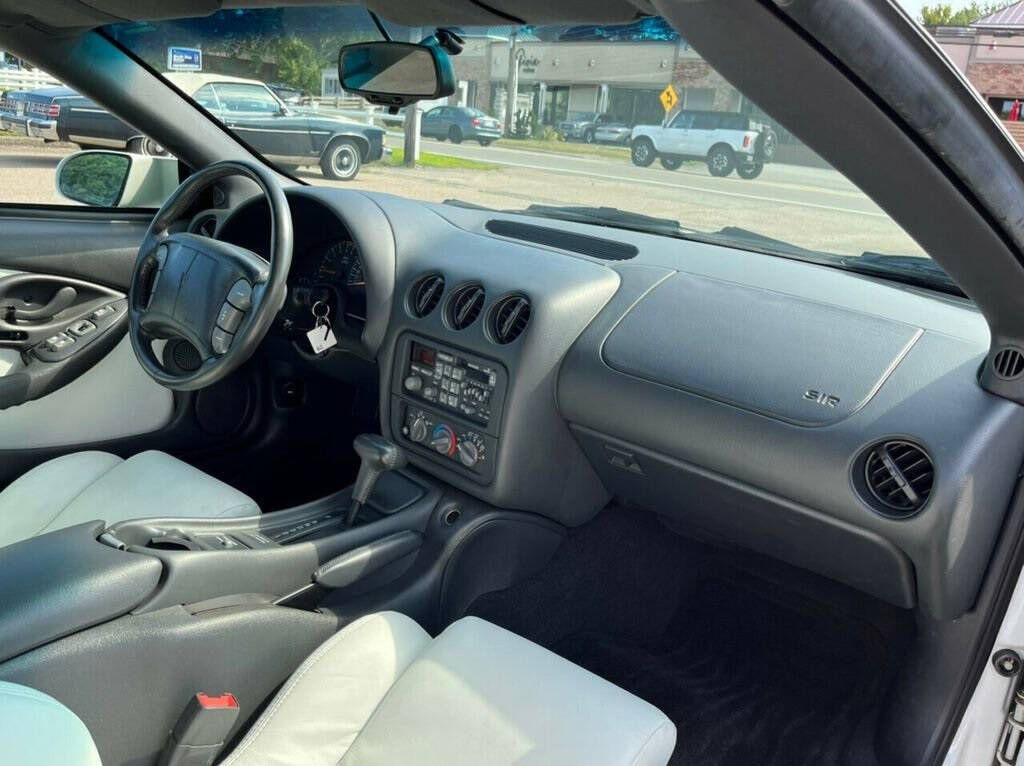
920,2,1011,26
268,37,321,94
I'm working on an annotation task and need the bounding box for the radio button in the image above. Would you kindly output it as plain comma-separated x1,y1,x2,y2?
404,375,424,393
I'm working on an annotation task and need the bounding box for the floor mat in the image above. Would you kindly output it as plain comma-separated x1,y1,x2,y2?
555,577,889,766
466,506,909,766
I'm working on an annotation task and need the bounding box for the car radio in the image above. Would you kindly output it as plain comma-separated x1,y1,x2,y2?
400,340,501,427
391,334,508,483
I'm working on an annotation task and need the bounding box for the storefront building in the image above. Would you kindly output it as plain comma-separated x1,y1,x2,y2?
932,2,1024,124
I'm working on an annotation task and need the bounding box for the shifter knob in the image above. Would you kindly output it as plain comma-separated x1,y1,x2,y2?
346,434,407,527
353,433,408,479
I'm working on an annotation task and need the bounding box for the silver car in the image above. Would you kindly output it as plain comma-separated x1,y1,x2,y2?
593,121,631,144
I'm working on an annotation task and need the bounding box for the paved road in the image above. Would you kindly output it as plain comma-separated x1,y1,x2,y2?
0,139,922,256
416,136,888,220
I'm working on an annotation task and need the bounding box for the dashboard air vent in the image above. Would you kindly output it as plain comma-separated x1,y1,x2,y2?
191,215,217,238
490,295,531,344
993,347,1024,380
447,284,485,330
861,440,933,517
410,274,445,318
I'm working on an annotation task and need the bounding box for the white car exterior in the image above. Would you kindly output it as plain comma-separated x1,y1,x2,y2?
630,110,777,178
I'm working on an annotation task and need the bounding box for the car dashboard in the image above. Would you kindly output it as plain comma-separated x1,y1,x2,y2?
199,185,1024,623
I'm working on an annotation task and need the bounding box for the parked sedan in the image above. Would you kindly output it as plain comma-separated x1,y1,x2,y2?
0,86,166,151
2,74,383,180
593,119,632,145
421,106,502,145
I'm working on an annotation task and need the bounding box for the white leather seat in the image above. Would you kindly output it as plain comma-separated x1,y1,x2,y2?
0,450,259,549
222,611,677,766
0,682,101,766
1,612,674,765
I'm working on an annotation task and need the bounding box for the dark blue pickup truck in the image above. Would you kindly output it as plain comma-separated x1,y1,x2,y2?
1,73,384,180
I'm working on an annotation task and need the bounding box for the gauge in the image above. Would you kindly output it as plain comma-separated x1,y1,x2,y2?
317,240,364,290
346,256,365,288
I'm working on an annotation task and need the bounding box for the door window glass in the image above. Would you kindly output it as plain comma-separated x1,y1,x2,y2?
211,83,281,114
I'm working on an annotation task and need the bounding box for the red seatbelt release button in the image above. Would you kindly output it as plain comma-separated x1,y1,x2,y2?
157,692,241,766
196,693,238,710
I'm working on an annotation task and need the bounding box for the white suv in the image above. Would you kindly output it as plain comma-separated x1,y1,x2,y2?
630,110,778,179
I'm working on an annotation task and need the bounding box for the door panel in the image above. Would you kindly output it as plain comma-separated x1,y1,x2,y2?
0,208,263,491
0,335,172,449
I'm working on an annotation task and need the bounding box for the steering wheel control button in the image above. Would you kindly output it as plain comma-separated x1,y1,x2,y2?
217,303,244,333
68,320,97,338
226,279,253,311
211,327,234,355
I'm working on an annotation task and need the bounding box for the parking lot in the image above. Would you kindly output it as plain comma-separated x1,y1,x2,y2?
0,134,922,256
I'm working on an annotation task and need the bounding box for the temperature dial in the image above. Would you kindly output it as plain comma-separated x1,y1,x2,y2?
457,431,486,468
430,424,457,457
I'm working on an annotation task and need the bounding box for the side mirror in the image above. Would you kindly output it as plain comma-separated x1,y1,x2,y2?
55,151,179,208
338,41,455,109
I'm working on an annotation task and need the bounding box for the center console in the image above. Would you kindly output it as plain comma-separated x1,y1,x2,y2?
389,333,508,484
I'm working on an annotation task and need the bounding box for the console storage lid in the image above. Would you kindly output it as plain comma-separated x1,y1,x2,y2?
0,521,161,663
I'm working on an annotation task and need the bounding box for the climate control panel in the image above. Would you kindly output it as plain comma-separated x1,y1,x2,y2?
391,334,507,484
399,405,494,478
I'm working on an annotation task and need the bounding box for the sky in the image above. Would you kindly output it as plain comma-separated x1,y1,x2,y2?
897,0,928,23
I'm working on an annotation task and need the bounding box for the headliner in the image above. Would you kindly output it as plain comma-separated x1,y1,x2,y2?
0,0,653,32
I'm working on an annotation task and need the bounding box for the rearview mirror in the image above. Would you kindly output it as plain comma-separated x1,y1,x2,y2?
55,151,179,208
338,42,455,108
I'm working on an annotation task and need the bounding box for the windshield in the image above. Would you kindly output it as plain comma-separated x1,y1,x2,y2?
104,8,933,276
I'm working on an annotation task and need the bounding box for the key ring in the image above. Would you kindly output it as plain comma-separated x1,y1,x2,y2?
311,300,330,321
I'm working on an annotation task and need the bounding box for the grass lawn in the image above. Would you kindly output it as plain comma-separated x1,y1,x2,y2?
492,137,631,161
387,149,499,171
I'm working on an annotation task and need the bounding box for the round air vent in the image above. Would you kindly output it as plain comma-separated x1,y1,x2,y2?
858,440,934,517
993,347,1024,380
191,215,217,238
409,274,445,318
490,295,531,344
446,284,485,330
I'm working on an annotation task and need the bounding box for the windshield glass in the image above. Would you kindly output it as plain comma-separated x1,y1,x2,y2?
104,8,932,272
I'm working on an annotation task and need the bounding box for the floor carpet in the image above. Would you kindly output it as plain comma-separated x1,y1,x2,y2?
466,505,911,766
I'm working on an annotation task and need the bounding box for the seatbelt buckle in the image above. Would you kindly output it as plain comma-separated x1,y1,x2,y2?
157,692,240,766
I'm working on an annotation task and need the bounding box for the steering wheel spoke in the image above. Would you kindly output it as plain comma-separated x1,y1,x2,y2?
128,160,292,391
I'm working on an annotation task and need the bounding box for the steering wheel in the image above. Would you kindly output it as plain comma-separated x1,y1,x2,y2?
128,160,292,391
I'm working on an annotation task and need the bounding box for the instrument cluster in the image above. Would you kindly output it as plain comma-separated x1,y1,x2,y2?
279,238,367,345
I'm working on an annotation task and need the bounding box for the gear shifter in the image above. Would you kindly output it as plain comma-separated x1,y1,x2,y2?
345,434,408,527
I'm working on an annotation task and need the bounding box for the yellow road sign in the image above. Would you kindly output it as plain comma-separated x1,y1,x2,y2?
660,84,679,113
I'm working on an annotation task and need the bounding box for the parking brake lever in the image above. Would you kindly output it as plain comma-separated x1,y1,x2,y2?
345,434,408,527
9,286,77,322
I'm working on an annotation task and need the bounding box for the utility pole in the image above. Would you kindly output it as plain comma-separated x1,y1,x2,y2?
504,32,518,137
403,104,421,167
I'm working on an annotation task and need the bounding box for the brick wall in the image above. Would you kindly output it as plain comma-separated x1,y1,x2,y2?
672,60,740,111
967,62,1024,97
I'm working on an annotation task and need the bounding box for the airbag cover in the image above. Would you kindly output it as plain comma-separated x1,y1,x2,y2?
602,273,921,426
